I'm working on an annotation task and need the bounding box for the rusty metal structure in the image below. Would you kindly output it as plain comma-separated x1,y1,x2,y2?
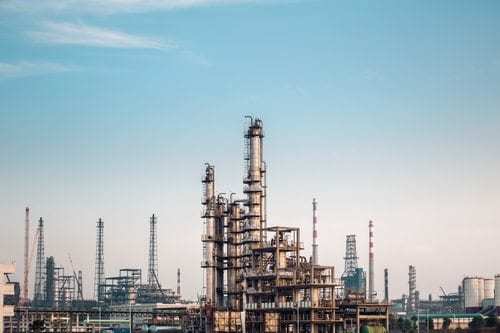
200,118,389,333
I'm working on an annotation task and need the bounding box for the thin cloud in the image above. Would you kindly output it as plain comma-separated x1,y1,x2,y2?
0,0,281,14
28,21,176,50
0,61,75,79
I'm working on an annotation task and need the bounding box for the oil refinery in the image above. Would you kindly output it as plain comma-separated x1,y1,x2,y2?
1,118,499,333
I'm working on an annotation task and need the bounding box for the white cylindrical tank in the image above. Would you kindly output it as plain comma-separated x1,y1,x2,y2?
484,278,495,299
495,274,500,307
463,277,484,309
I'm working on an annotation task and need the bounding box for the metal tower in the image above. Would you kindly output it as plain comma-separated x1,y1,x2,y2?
33,217,45,304
408,265,416,313
177,268,181,297
368,220,375,302
148,214,158,287
94,218,104,302
201,163,216,306
22,207,30,306
243,117,266,250
312,198,318,265
342,235,358,278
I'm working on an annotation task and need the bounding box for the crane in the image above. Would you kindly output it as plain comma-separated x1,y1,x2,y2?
67,253,83,301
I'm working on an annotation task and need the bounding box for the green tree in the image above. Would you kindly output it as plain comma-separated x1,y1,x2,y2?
485,315,497,327
469,317,485,332
442,317,452,330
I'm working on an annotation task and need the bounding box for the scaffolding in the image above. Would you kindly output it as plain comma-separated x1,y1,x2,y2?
148,214,159,287
94,218,105,302
33,217,45,306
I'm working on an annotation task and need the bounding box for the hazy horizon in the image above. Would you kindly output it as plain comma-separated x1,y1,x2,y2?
1,0,499,301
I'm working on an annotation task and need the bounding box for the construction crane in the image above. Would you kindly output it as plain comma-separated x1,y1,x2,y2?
440,286,447,297
67,254,83,301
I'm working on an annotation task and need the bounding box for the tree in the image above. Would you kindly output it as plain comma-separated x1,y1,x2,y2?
442,317,452,330
485,315,497,327
469,317,485,332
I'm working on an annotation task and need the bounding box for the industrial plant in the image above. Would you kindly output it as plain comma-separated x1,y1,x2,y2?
1,118,499,333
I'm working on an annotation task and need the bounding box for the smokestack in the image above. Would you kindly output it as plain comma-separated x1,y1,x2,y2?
177,268,181,297
408,265,416,313
368,220,374,302
22,207,30,306
384,268,389,303
312,198,318,265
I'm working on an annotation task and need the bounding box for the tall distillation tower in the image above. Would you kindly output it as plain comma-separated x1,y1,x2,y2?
148,214,159,287
94,218,104,302
202,164,216,306
33,217,45,304
243,117,266,259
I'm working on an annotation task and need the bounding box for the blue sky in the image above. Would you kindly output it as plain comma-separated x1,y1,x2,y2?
1,0,499,301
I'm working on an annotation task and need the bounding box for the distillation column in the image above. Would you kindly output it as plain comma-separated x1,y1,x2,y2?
215,195,226,307
202,164,217,306
228,200,244,310
243,118,266,264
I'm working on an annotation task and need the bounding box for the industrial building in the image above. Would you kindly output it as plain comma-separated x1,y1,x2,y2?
200,117,389,333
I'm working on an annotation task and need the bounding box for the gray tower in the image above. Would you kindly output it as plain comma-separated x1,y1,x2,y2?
148,214,159,287
33,217,45,305
94,218,104,302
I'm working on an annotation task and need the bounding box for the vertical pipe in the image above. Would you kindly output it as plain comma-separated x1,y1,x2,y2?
312,198,318,265
368,220,374,302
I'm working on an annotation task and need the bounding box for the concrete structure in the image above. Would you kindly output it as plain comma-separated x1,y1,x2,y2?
1,263,15,333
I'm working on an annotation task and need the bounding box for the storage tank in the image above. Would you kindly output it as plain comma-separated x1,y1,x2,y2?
463,277,484,312
495,274,500,308
484,278,495,299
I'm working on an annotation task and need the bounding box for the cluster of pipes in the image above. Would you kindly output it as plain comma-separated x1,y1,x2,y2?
202,117,267,311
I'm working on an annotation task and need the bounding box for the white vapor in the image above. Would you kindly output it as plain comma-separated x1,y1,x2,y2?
0,61,75,79
28,21,175,50
0,0,282,14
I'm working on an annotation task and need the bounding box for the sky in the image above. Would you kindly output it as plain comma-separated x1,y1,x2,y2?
1,0,499,301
